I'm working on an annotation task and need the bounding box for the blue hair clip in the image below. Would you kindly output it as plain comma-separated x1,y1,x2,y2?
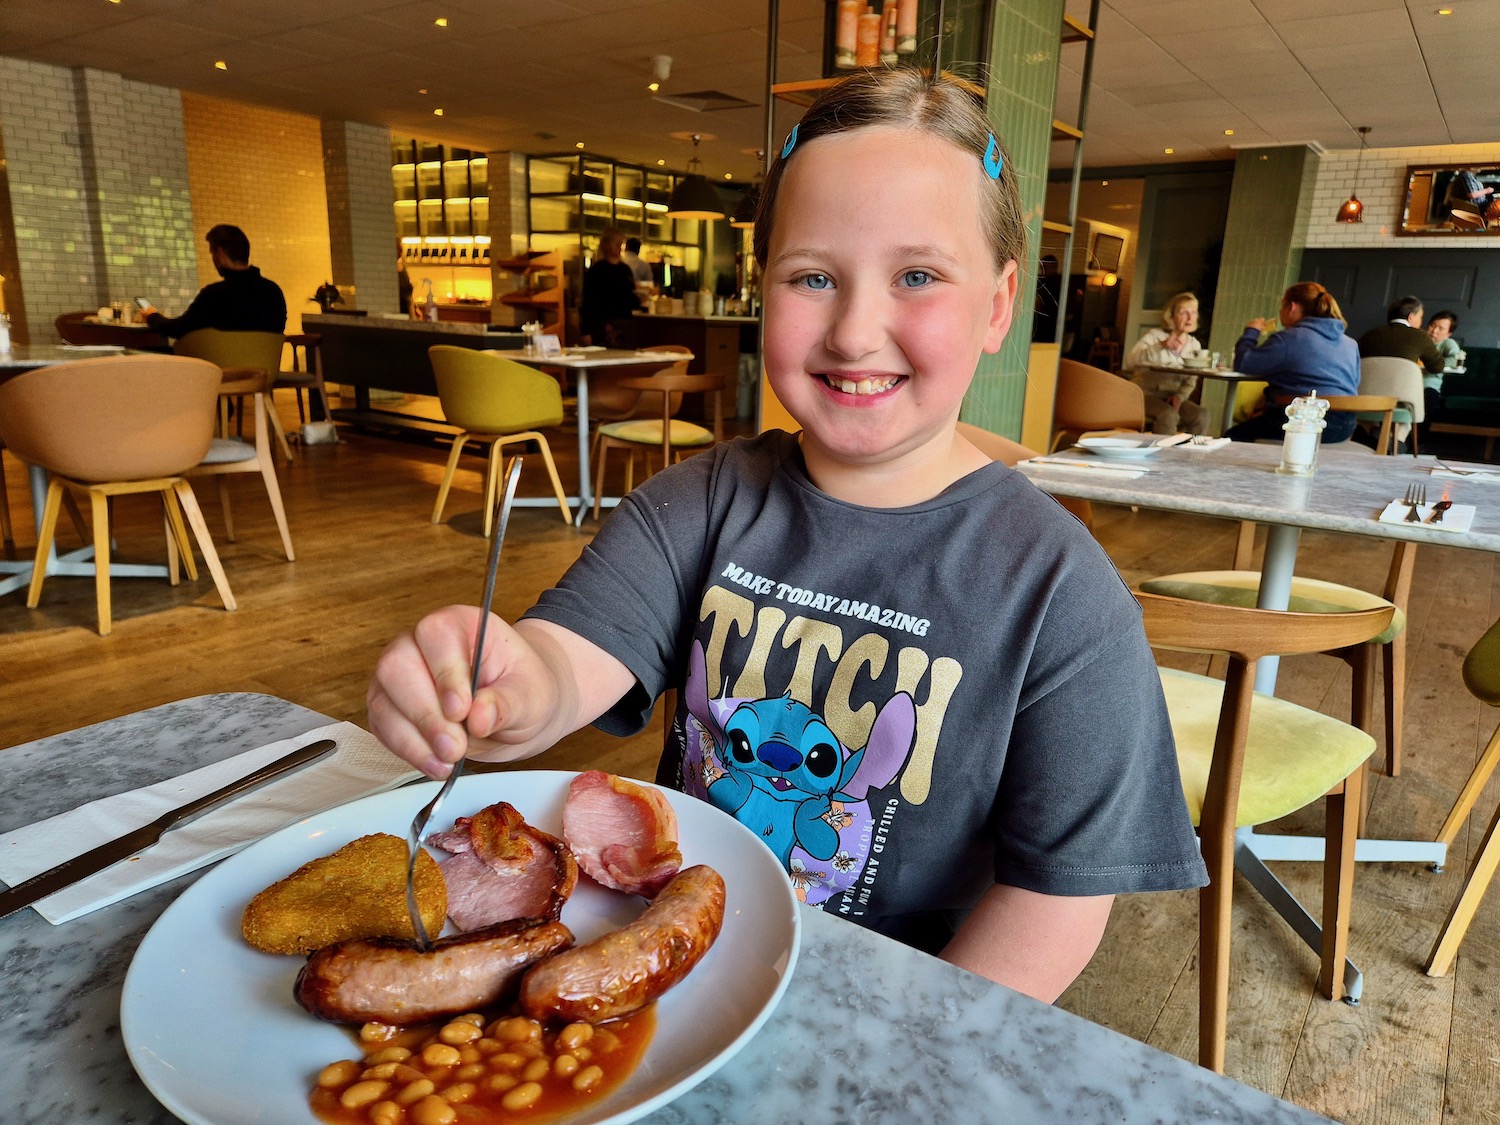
983,134,1004,180
781,124,800,160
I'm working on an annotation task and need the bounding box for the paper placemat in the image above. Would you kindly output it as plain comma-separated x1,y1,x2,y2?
0,720,419,924
1017,457,1150,480
1376,500,1476,533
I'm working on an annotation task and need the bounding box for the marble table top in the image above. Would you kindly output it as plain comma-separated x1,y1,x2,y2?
0,694,1330,1124
1021,442,1500,551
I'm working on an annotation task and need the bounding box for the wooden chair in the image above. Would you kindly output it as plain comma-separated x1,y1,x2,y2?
0,444,12,557
174,329,294,463
1359,356,1424,454
1427,616,1500,976
428,346,572,534
587,345,694,424
1140,393,1414,778
278,333,331,428
0,355,235,635
954,420,1094,528
181,368,296,561
591,372,725,520
1137,591,1394,1073
1050,359,1146,452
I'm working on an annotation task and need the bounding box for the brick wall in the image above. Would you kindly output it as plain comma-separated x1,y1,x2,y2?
1305,142,1500,250
180,92,332,333
322,119,399,314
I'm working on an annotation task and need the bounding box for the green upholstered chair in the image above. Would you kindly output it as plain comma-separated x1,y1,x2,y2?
427,346,572,534
1138,591,1393,1074
1427,617,1500,976
175,329,295,463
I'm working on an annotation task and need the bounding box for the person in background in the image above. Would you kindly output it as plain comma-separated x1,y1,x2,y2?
1226,281,1361,444
1358,295,1444,379
1124,291,1209,435
397,254,414,316
621,237,655,292
579,228,642,345
142,224,286,339
1446,168,1495,227
1422,309,1463,429
366,68,1206,1004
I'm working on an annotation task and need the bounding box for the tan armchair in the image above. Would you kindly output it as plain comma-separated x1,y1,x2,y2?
1050,359,1146,451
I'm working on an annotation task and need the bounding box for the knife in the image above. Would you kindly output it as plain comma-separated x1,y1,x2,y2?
0,737,337,921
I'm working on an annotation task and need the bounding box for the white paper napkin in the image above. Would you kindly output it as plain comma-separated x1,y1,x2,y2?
1185,436,1231,451
1376,500,1476,533
1431,465,1500,482
0,721,419,924
1016,457,1150,479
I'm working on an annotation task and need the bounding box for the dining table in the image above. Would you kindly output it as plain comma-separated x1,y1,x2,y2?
1143,363,1254,435
0,692,1332,1124
1018,438,1495,996
0,344,170,597
509,348,694,526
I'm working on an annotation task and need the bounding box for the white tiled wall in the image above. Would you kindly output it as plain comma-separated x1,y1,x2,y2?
322,119,399,315
1305,142,1500,250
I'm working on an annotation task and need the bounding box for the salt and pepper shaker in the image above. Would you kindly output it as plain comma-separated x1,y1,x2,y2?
1276,394,1328,476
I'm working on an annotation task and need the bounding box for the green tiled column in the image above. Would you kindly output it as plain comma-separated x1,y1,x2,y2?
964,0,1064,436
1208,145,1321,356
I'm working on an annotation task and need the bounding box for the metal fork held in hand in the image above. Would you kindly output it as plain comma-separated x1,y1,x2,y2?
404,455,525,951
1402,482,1427,522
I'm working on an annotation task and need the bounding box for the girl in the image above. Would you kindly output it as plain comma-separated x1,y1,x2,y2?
368,69,1205,1003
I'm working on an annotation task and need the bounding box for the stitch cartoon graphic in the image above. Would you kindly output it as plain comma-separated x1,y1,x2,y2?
678,641,916,908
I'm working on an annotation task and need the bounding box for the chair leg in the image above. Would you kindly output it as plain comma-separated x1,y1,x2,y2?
256,447,296,562
25,480,65,609
162,489,197,581
1435,718,1500,847
89,489,112,636
172,481,236,612
1320,765,1363,1001
1427,799,1500,976
1384,632,1405,776
1197,861,1233,1074
265,399,294,463
218,477,236,541
535,436,573,524
483,441,504,538
432,434,468,525
62,490,90,545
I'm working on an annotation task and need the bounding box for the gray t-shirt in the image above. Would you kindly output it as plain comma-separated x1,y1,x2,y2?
527,432,1206,949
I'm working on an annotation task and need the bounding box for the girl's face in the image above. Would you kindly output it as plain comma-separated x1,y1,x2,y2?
1172,301,1199,333
761,126,1016,490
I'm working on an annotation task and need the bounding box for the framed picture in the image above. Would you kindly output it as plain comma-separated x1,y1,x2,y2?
1399,165,1500,234
1091,232,1125,272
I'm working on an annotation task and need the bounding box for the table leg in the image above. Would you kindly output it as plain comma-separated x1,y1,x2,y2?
1218,385,1237,437
1252,523,1300,693
573,370,591,527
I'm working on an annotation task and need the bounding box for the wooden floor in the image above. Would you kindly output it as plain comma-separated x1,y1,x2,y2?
3,395,1499,1122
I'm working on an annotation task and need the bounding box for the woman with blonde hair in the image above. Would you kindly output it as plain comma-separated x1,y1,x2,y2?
1226,281,1360,443
1125,291,1208,435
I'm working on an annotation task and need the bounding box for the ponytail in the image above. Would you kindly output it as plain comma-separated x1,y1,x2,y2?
1283,281,1344,325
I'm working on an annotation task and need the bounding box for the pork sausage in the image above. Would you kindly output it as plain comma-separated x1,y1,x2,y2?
518,865,725,1024
295,917,573,1026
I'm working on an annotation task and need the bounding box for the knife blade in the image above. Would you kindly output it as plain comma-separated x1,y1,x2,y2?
0,737,338,921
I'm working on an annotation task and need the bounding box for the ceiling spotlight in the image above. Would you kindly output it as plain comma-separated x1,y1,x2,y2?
1224,129,1235,136
418,88,428,95
433,108,443,116
1437,7,1453,13
434,17,448,27
576,141,586,150
1164,147,1174,155
656,159,666,166
213,59,227,70
666,134,725,220
647,82,660,92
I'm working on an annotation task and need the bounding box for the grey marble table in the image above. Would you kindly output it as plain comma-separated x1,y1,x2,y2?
0,693,1330,1124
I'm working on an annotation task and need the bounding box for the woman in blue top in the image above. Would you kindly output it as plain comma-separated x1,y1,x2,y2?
1226,281,1361,443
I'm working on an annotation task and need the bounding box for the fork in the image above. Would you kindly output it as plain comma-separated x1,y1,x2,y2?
1402,482,1427,522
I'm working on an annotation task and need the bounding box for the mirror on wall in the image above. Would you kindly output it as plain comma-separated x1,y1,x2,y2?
1400,165,1500,234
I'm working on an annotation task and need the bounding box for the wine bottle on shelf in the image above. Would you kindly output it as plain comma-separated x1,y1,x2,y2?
856,6,881,68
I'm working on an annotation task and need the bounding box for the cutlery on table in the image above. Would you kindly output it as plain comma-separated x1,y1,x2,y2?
1427,500,1453,525
1403,482,1427,522
404,454,523,951
0,737,338,921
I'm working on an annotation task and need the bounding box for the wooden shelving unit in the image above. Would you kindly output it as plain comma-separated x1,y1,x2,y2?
496,250,565,343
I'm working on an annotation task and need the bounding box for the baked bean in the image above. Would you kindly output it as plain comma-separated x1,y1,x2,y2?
360,1022,399,1043
553,1053,580,1078
438,1020,482,1045
420,1043,462,1068
366,1047,413,1065
500,1082,543,1111
455,1012,485,1026
557,1023,594,1052
456,1063,485,1081
361,1063,400,1081
490,1017,541,1043
521,1058,550,1083
410,1094,457,1125
572,1065,604,1093
340,1080,390,1109
484,1073,518,1094
367,1101,401,1125
317,1060,361,1088
442,1081,476,1104
571,1046,592,1062
395,1078,435,1106
474,1038,503,1055
494,1052,527,1070
593,1028,621,1052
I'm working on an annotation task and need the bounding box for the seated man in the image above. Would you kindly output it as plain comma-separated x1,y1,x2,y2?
1358,295,1443,376
144,224,287,339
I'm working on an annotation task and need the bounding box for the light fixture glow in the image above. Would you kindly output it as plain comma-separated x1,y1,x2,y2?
656,159,666,166
1164,147,1174,154
1335,125,1371,223
1101,180,1109,186
647,82,660,92
418,88,428,95
1224,129,1235,136
1437,7,1453,14
576,142,586,150
433,108,443,116
434,17,448,27
214,59,227,70
1102,272,1119,287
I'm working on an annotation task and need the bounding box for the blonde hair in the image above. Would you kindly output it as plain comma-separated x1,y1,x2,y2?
752,69,1025,273
1283,281,1344,324
1159,291,1198,330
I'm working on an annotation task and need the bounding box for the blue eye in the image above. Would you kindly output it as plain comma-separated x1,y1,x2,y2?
900,269,933,288
796,272,832,291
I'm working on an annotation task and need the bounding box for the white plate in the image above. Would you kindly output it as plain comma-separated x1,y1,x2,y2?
121,770,800,1125
1075,437,1163,460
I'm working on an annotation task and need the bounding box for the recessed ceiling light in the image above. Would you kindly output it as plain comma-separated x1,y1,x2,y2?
213,60,227,71
434,17,448,27
1101,180,1109,186
576,142,586,150
418,88,428,95
1437,7,1453,14
657,159,666,166
647,82,660,92
1164,147,1174,154
723,172,732,180
433,108,443,116
1224,129,1235,136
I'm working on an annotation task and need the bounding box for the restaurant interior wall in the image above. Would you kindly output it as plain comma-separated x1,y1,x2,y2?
1124,169,1232,355
1041,179,1140,368
0,57,198,345
180,92,332,336
322,119,399,317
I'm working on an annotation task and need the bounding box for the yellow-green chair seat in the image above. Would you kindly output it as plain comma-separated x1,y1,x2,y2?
1139,571,1405,646
1159,667,1376,826
1463,616,1500,705
598,418,714,447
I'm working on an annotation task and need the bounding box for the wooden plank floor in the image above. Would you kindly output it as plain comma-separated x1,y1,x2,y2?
3,395,1499,1121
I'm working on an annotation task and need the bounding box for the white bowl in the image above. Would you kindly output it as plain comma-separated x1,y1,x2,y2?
1076,437,1162,460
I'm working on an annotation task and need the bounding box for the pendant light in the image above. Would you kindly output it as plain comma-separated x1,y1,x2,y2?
1335,126,1371,224
730,151,764,229
666,134,725,220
